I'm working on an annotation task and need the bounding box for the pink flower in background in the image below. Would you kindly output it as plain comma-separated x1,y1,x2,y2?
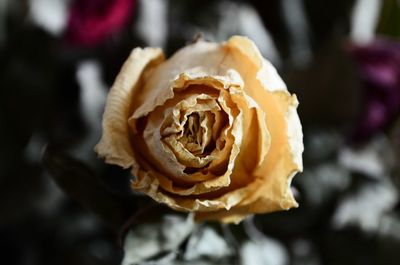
350,39,400,141
65,0,135,46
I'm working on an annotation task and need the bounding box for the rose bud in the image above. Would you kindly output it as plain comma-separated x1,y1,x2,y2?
349,38,400,142
65,0,135,46
95,36,303,223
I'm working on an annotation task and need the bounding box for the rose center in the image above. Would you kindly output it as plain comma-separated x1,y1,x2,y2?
158,94,230,171
183,112,201,144
178,111,215,156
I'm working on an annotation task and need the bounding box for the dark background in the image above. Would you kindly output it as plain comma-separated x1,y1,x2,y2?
1,0,400,264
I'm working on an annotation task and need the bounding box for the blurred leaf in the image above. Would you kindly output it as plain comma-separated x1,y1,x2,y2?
332,181,398,232
290,238,321,265
303,128,343,165
183,226,233,261
338,136,395,179
240,217,289,265
377,0,400,38
298,163,351,207
389,116,400,191
42,146,134,231
377,213,400,265
240,237,288,265
122,214,194,265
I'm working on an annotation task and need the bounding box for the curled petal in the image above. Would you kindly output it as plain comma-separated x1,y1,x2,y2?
194,36,304,222
128,74,243,200
95,47,164,168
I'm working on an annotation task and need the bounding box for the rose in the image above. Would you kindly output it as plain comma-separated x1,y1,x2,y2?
349,39,400,141
65,0,135,46
95,36,303,223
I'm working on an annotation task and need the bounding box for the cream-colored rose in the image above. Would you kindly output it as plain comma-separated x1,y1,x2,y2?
95,36,303,223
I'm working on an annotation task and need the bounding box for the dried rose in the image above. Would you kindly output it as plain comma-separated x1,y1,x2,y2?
95,36,303,223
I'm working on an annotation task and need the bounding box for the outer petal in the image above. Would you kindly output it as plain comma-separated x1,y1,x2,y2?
95,47,165,168
194,36,304,222
130,46,242,120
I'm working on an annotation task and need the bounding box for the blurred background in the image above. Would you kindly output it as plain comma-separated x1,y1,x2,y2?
1,0,400,264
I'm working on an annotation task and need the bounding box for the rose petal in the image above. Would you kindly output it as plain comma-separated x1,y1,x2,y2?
193,36,304,222
95,47,164,168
